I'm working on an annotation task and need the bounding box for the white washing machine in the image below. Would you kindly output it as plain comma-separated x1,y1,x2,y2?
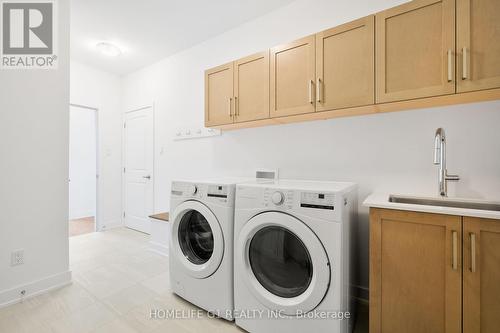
169,178,247,321
234,180,357,333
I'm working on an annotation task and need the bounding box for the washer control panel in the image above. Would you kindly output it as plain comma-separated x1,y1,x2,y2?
263,188,294,209
236,183,352,222
300,192,335,210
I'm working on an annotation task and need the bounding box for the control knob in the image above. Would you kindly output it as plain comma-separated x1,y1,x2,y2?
187,185,198,195
271,191,285,205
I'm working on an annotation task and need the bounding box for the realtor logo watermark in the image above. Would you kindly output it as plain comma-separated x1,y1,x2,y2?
1,0,57,69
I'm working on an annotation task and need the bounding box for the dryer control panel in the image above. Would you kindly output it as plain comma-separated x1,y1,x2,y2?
207,184,229,199
171,181,235,206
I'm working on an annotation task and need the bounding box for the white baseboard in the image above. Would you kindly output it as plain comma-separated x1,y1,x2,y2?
69,210,95,220
149,241,169,257
98,219,123,231
0,270,72,308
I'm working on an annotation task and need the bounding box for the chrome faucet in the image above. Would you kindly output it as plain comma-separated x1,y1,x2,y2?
433,128,460,197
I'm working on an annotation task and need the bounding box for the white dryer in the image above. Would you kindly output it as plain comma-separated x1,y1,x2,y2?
169,178,246,321
234,180,357,333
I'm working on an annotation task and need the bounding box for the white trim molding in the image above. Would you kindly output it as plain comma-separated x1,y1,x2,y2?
0,270,72,308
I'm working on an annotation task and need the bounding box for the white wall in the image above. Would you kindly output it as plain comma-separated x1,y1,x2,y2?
69,106,97,220
0,0,71,305
70,61,123,230
122,0,500,297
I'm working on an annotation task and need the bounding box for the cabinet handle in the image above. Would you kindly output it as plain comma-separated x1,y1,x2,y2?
462,47,468,80
308,80,314,104
470,233,476,273
452,230,458,270
235,96,239,116
447,50,453,82
317,78,322,103
228,97,233,117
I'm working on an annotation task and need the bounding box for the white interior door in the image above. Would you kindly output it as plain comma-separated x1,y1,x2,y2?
123,107,154,234
69,105,97,221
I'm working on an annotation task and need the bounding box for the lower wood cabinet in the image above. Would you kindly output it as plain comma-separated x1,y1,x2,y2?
370,208,500,333
370,208,461,333
463,217,500,333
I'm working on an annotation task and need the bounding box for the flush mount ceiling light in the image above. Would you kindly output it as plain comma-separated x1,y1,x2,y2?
96,42,122,57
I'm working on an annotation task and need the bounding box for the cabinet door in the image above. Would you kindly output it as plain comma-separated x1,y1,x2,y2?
457,0,500,93
270,35,315,117
370,209,461,333
234,51,270,123
376,0,455,103
205,62,234,126
316,16,374,111
463,217,500,333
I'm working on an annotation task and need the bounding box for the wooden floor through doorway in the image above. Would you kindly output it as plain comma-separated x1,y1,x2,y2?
69,216,95,237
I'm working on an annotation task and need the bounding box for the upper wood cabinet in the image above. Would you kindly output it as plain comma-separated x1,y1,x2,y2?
463,217,500,333
376,0,456,103
234,51,270,123
370,208,462,333
270,35,316,117
316,16,375,111
205,0,500,130
457,0,500,93
205,62,234,126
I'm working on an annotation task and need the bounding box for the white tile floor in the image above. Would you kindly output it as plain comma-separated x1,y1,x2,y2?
0,228,243,333
0,228,367,333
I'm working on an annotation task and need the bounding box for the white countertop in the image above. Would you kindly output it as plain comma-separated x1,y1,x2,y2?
363,193,500,220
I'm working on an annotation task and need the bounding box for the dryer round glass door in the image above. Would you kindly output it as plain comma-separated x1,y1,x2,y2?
172,201,224,279
237,212,330,316
178,210,214,264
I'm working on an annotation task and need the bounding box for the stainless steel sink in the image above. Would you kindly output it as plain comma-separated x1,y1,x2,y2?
389,195,500,212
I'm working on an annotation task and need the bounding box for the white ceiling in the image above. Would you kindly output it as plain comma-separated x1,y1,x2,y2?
71,0,295,75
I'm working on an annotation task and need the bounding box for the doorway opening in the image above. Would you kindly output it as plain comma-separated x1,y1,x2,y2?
69,104,99,237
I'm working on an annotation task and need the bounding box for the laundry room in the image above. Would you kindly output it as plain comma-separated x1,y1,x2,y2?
1,0,500,332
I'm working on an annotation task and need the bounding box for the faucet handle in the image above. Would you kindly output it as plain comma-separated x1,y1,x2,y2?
446,174,460,181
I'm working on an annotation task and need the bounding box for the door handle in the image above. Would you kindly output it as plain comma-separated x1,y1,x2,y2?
228,97,233,117
308,80,314,104
452,230,458,270
462,47,468,80
143,175,151,180
447,49,453,82
470,233,476,273
317,78,322,103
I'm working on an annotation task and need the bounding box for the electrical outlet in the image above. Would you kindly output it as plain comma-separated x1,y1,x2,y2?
11,249,24,266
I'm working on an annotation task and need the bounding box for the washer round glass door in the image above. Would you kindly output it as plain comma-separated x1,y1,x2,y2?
172,201,224,279
237,212,330,316
249,226,313,298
